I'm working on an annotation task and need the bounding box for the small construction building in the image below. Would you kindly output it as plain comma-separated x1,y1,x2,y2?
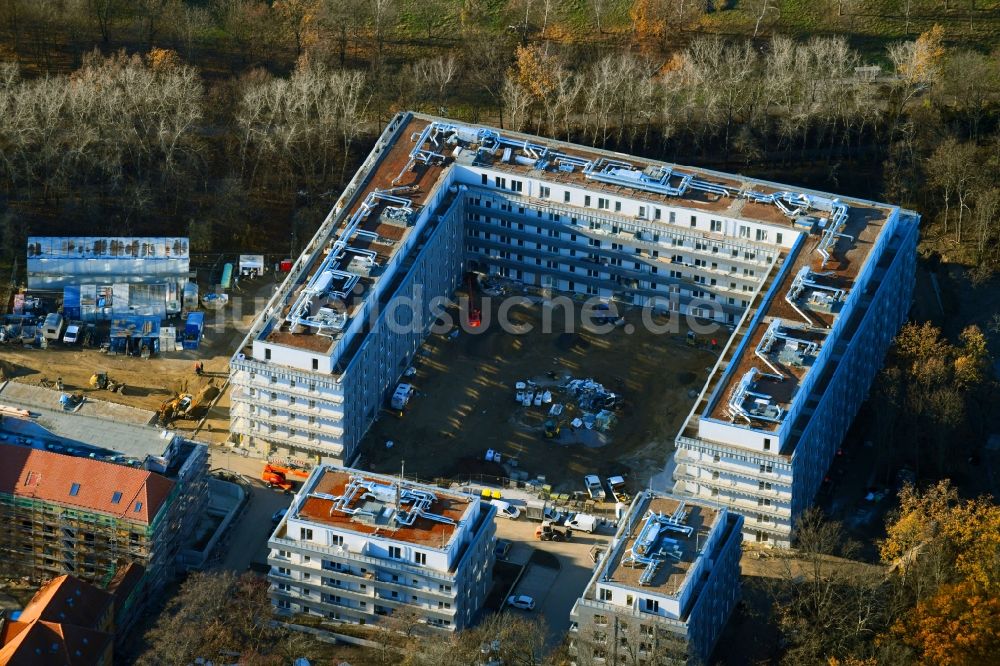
26,236,191,321
268,466,496,632
570,491,743,666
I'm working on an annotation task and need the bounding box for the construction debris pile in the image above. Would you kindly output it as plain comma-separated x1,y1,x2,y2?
511,375,621,437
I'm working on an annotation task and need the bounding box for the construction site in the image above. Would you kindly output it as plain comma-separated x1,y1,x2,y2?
360,294,718,490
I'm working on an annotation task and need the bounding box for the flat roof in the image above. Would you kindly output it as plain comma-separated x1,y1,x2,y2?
706,204,890,432
603,495,719,595
0,381,171,463
295,468,471,548
249,111,900,401
263,116,449,355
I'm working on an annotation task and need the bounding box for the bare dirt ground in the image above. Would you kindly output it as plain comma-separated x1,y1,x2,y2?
361,297,719,493
0,277,283,444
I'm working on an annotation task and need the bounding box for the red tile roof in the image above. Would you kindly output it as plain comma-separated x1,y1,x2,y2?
15,575,113,629
0,620,111,665
0,444,174,524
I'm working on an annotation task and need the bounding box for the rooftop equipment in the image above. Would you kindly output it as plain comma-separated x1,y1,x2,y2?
727,368,785,425
785,266,847,327
311,474,457,530
617,500,692,587
754,318,820,377
284,188,409,336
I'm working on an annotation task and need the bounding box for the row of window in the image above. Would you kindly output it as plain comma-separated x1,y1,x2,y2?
477,176,785,245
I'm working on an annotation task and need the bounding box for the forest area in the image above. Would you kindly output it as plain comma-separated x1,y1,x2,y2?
1,2,999,665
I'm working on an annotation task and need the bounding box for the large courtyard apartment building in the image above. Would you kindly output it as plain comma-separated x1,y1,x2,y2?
570,491,743,665
267,466,496,630
232,112,919,545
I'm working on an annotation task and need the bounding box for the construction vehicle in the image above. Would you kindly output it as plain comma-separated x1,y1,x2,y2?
89,372,124,393
535,521,571,542
157,394,193,426
607,475,631,503
543,418,562,439
261,463,310,491
525,500,562,523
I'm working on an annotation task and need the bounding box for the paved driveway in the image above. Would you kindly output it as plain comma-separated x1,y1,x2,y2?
495,517,613,647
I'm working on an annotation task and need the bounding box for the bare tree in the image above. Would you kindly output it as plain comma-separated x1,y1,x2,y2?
78,0,133,44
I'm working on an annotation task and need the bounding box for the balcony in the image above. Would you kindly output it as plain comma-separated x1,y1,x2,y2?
270,536,456,584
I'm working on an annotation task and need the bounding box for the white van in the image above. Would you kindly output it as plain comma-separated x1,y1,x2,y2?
490,499,521,520
565,513,599,534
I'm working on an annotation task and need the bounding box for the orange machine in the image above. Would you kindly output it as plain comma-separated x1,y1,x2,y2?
261,464,310,491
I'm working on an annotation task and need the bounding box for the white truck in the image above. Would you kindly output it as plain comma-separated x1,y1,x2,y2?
390,383,414,412
583,475,604,500
42,313,65,341
565,513,599,534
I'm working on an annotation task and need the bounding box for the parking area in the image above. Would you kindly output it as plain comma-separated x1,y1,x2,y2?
494,517,613,647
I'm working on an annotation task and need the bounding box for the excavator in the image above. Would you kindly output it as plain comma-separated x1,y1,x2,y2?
157,394,193,427
261,463,310,491
89,372,125,392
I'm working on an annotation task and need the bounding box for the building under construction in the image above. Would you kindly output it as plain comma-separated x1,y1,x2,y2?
0,417,208,591
231,112,919,545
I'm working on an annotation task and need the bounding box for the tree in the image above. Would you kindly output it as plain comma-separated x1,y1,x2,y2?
769,509,890,665
321,0,367,67
274,0,320,57
79,0,133,44
135,572,297,665
890,580,1000,666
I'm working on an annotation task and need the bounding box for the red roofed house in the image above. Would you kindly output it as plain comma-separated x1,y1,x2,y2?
0,573,120,665
0,440,207,594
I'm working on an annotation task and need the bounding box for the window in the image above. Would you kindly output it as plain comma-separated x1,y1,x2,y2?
414,552,426,565
265,349,271,360
69,483,80,497
134,502,142,513
711,219,722,232
739,225,750,239
481,173,487,185
540,185,550,198
111,492,122,504
301,528,313,540
690,215,697,227
654,208,662,220
763,438,771,451
614,201,621,212
312,358,319,370
643,599,659,613
776,232,783,244
600,588,613,601
564,191,571,203
584,195,591,207
756,229,768,242
638,206,646,219
512,180,523,193
760,463,774,474
594,615,608,626
389,546,402,559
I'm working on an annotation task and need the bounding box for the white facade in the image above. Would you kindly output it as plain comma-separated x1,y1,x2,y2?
570,492,743,665
268,466,496,631
232,113,918,546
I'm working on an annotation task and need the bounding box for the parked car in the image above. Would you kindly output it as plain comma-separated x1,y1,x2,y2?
62,325,80,345
494,538,512,560
271,508,288,525
584,474,604,499
506,595,535,611
607,475,630,502
490,499,521,520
